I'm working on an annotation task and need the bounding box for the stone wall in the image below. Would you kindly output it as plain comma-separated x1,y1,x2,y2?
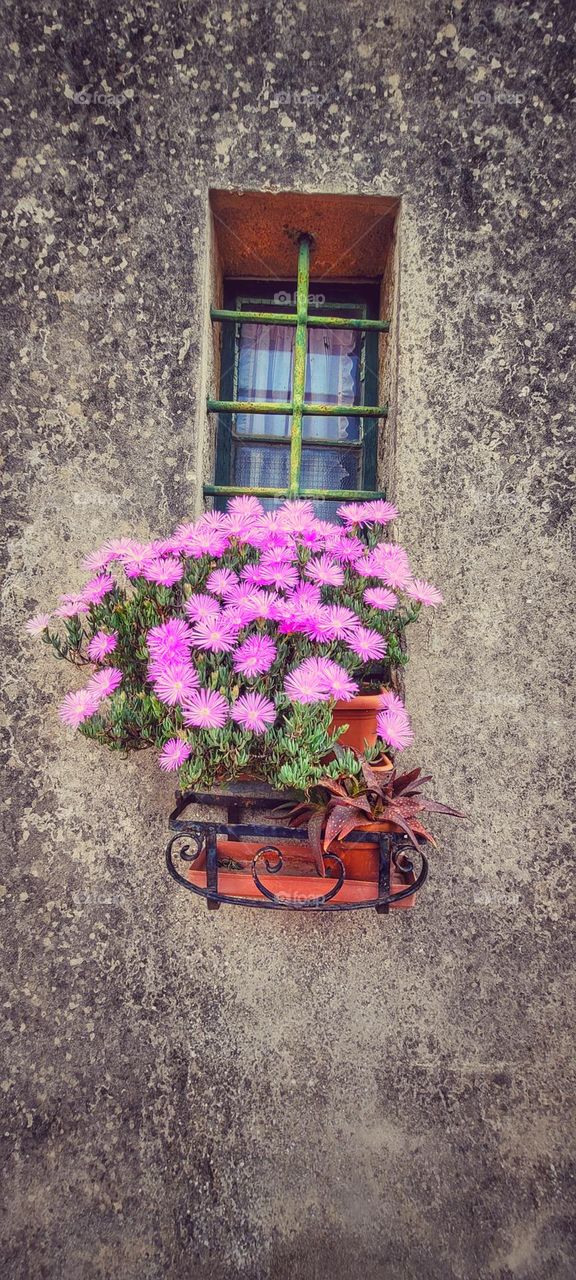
2,1,574,1277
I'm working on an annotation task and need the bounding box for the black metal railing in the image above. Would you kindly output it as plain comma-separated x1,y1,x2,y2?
165,783,428,914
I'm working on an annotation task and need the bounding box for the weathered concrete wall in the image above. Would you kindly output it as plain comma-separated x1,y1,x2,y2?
2,1,574,1277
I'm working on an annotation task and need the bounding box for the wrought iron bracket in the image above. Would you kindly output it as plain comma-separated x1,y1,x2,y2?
165,785,428,914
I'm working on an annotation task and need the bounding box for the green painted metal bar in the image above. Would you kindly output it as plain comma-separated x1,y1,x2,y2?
210,308,390,333
289,237,311,496
203,483,387,500
229,433,361,448
207,399,388,418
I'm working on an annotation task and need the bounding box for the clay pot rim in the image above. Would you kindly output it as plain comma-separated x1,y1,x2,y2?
332,692,384,712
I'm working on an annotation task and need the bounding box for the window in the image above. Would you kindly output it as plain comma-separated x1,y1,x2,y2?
205,235,390,519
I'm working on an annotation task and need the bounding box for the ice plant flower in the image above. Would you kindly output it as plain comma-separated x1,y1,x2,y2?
184,593,221,624
291,657,359,701
25,612,52,636
355,500,399,525
233,634,277,677
284,661,332,704
315,659,359,701
347,626,388,662
305,554,345,588
81,573,116,604
275,499,315,532
377,692,414,752
367,543,412,590
158,738,193,771
403,578,444,607
143,556,184,587
228,494,265,521
206,567,238,597
232,589,280,623
87,631,118,661
151,661,200,707
299,606,337,643
175,522,228,559
255,559,299,591
190,617,239,654
336,501,366,524
363,587,398,611
182,688,229,729
59,687,101,727
147,619,193,660
54,594,89,618
285,582,322,609
231,692,276,734
325,605,360,639
88,668,123,699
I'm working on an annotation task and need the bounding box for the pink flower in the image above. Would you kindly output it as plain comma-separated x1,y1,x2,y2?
403,578,444,607
240,564,266,588
58,687,100,726
182,688,229,729
347,627,387,662
254,560,299,591
325,606,360,639
284,662,332,705
367,543,412,590
81,573,116,605
54,594,89,618
122,548,157,578
206,567,238,597
152,662,200,706
363,587,398,611
87,631,118,660
25,612,52,636
196,510,230,532
377,693,413,751
158,738,192,771
305,554,345,587
82,545,116,573
336,501,365,524
190,617,239,653
88,668,123,699
300,606,337,643
285,582,322,609
233,634,277,677
228,494,265,520
350,500,399,526
143,556,184,587
277,499,316,532
231,692,276,734
185,526,229,559
325,533,365,563
232,589,280,623
147,619,193,660
82,539,137,572
314,659,358,701
299,524,328,548
184,593,221,624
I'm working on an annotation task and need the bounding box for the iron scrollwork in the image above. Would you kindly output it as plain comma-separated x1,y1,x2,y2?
164,786,429,913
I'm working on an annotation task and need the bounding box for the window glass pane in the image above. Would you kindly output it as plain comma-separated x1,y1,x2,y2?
236,323,293,438
304,327,362,442
234,441,289,490
301,444,360,491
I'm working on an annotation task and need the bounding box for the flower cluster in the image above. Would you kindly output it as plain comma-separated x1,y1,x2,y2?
27,496,443,791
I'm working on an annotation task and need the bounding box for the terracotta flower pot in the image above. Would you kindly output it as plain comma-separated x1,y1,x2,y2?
330,692,384,752
186,836,418,909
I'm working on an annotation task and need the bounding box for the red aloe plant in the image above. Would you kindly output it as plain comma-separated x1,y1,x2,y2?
278,758,465,875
